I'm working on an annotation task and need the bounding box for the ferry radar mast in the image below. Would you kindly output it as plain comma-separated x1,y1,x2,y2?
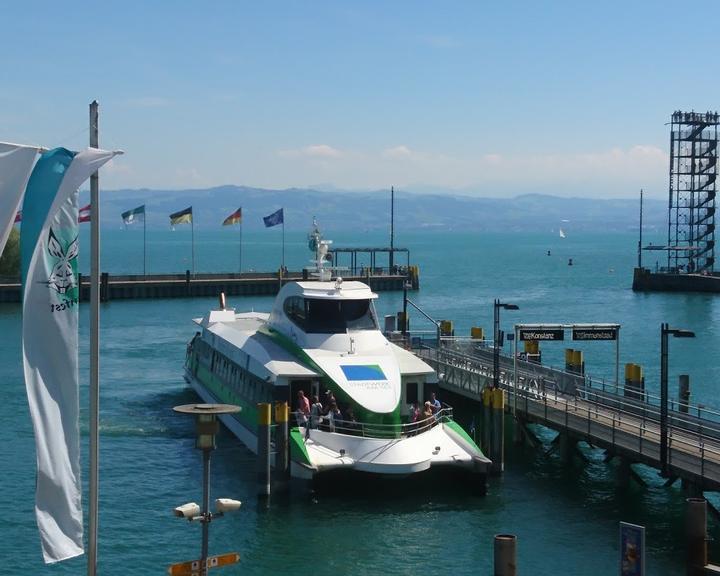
306,218,343,281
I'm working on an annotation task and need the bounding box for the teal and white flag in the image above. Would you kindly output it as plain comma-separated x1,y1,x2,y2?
21,146,117,563
0,142,39,256
121,204,145,225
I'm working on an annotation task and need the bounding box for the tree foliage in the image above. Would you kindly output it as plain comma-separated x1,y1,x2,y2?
0,227,20,277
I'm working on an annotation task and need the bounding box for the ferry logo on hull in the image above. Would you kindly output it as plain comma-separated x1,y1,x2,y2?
341,364,386,381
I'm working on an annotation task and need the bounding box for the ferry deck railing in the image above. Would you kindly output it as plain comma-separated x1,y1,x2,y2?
293,406,454,439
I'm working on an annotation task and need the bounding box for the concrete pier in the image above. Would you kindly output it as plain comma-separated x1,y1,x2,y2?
0,270,415,303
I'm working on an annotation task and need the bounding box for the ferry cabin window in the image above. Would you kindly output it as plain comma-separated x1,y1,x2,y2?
285,297,378,333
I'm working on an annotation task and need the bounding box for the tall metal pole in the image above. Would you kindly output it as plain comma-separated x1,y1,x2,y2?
638,189,643,268
512,325,518,416
660,323,669,475
282,219,285,270
493,300,500,389
239,215,242,274
201,448,211,576
143,209,147,276
390,186,394,271
88,100,100,576
191,212,195,276
402,282,408,336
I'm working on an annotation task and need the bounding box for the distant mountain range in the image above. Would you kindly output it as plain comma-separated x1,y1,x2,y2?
84,185,665,233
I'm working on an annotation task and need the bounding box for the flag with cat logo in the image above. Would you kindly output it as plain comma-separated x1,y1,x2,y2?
20,146,117,563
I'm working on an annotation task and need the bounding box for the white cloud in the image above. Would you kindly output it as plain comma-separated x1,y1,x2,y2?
278,144,343,158
382,145,413,159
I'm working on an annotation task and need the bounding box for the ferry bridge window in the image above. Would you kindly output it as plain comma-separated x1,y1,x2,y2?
284,296,307,330
304,298,378,333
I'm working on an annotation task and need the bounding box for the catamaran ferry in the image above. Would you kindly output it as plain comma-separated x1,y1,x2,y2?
183,223,490,483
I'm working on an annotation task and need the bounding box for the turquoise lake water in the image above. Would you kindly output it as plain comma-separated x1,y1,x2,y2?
2,227,719,574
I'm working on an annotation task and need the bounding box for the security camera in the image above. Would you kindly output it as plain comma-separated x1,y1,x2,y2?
215,498,242,513
174,502,201,519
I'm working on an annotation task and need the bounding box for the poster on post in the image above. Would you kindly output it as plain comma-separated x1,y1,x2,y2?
619,522,645,576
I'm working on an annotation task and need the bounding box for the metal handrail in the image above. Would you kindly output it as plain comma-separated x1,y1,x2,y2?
296,407,454,438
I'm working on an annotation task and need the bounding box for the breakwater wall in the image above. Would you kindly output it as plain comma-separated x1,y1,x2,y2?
0,270,417,303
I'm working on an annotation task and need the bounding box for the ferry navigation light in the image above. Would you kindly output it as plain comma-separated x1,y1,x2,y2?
493,300,520,389
659,324,696,476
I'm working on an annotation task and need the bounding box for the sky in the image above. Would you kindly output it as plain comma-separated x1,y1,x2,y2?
2,1,718,199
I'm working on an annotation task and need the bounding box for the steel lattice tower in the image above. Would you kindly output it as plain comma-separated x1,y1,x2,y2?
667,110,719,273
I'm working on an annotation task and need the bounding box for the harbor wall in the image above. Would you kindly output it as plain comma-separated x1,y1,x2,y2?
633,267,720,293
0,271,415,303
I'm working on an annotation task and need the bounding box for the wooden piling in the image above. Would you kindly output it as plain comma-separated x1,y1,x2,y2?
686,497,708,575
491,388,505,474
493,534,517,576
274,401,289,489
481,387,492,458
257,403,271,498
679,375,690,414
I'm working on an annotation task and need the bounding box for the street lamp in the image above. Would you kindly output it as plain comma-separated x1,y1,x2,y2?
171,403,242,576
660,323,695,476
493,300,519,389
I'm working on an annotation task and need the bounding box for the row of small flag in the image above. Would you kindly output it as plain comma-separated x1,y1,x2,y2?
14,206,285,227
169,206,284,228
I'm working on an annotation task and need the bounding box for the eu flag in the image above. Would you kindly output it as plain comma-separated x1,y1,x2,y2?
263,208,284,227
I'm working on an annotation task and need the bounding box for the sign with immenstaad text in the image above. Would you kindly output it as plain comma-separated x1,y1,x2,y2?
573,327,618,341
519,329,565,341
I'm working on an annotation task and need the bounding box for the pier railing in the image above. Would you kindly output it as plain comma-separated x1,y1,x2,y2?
407,337,720,489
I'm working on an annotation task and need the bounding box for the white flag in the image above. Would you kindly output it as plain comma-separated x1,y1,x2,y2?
21,147,117,563
0,142,39,256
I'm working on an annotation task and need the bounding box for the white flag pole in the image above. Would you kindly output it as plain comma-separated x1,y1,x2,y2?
88,100,100,576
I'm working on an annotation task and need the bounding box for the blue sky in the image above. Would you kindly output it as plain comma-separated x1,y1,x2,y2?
2,1,718,198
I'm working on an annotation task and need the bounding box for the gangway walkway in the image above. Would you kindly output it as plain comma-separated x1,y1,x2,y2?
413,342,720,492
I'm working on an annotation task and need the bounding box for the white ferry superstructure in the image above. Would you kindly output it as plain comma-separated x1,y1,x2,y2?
183,225,490,483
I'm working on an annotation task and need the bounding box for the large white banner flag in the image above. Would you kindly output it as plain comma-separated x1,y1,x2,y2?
21,147,117,563
0,142,39,256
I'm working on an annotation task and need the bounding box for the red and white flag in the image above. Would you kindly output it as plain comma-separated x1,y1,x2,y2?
78,203,91,223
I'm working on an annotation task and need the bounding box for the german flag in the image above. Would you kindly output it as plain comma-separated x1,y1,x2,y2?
222,207,242,226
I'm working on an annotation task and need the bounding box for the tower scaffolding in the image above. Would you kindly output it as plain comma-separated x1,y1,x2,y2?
667,110,719,274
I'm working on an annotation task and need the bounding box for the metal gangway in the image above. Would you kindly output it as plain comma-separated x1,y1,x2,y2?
407,337,720,492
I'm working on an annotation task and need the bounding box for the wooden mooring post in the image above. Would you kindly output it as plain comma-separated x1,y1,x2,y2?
257,403,271,498
494,534,517,576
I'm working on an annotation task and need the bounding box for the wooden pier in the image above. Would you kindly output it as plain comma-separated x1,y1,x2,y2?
0,269,419,303
410,341,720,492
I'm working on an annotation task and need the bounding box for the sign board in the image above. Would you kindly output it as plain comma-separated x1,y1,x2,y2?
169,553,240,576
619,522,645,576
573,327,618,341
519,328,564,341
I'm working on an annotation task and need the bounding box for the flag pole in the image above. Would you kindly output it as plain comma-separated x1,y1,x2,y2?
282,216,285,270
88,100,100,576
143,207,147,276
239,213,242,274
191,209,195,276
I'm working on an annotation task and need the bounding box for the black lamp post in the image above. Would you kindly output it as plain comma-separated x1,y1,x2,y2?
660,323,695,476
493,300,519,389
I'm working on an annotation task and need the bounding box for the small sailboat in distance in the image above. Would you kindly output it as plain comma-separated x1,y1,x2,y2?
559,228,566,239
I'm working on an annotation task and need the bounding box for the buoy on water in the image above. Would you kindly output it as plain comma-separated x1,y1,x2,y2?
568,258,573,266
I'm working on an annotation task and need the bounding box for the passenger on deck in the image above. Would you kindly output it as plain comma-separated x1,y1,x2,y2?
421,401,434,427
296,390,310,426
409,401,420,423
344,406,359,434
325,401,343,432
309,395,323,429
429,392,442,414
